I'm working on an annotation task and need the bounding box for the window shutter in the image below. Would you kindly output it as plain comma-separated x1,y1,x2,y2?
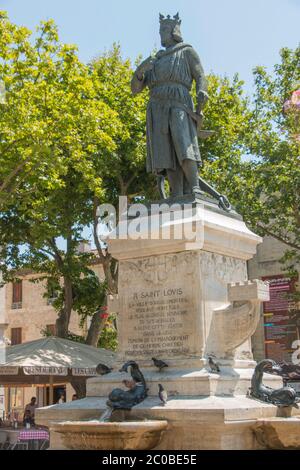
12,281,22,303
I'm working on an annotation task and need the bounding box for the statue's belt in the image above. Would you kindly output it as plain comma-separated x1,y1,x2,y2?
149,80,191,91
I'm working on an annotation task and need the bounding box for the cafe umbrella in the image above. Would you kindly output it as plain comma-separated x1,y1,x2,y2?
0,336,116,404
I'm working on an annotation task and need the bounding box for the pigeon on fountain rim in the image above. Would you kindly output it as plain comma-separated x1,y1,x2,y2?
158,384,168,406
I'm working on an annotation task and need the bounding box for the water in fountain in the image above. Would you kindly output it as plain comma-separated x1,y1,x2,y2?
98,405,113,422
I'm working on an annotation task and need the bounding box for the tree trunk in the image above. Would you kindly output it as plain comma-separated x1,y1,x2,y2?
93,196,118,294
55,276,73,338
85,307,106,347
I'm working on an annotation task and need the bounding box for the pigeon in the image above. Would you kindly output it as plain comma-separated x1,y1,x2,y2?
152,357,168,372
208,356,220,373
96,363,113,375
158,384,168,406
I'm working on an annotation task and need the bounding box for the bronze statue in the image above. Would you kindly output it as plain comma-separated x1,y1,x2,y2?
131,13,207,198
106,361,147,410
249,359,299,408
131,13,231,211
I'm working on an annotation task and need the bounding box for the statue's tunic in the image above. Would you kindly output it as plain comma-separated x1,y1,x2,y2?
144,42,206,174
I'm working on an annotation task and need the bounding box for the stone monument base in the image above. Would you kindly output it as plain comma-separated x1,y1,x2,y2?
36,198,300,450
37,388,300,450
37,361,285,450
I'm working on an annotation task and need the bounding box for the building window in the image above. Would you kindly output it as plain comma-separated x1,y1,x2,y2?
11,328,22,345
46,324,56,336
12,281,22,309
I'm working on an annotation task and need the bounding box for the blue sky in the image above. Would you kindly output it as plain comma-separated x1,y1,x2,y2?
2,0,300,95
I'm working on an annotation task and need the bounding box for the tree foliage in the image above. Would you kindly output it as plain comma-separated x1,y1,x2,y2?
0,12,122,343
199,73,252,199
233,47,300,270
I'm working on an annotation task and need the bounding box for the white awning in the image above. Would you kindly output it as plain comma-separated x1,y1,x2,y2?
0,336,115,377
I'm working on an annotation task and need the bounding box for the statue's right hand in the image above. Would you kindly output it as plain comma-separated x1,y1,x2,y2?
136,57,155,77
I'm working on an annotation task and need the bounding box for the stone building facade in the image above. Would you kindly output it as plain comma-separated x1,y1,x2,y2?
249,236,300,362
5,274,81,344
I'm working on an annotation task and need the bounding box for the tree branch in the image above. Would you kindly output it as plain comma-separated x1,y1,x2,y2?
0,157,31,194
47,238,64,268
257,223,300,252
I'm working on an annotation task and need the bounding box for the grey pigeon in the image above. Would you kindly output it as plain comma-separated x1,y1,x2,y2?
96,363,113,375
158,384,168,406
208,356,220,373
152,357,168,372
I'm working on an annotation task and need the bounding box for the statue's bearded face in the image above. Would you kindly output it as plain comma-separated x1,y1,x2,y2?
159,24,174,47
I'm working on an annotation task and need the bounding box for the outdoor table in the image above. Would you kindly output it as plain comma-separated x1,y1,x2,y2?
18,428,49,450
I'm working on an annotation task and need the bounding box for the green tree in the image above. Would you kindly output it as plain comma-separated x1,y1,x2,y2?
199,73,252,200
195,47,300,279
0,12,123,347
233,47,300,270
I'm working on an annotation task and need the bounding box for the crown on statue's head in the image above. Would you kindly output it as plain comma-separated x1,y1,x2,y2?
159,12,182,27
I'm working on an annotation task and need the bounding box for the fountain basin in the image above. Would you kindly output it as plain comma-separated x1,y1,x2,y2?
252,417,300,449
51,420,168,450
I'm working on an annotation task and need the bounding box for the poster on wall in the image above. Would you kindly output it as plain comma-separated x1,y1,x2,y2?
263,275,299,362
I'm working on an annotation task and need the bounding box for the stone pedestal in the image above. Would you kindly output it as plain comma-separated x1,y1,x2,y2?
108,198,265,368
88,198,278,398
114,252,268,368
37,197,294,450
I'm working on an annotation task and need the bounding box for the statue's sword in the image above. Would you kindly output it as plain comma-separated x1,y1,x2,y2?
178,104,215,139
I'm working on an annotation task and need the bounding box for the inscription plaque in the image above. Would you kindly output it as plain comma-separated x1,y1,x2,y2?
118,252,200,359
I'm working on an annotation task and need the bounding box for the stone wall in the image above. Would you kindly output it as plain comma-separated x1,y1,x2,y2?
4,259,104,343
4,274,83,343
